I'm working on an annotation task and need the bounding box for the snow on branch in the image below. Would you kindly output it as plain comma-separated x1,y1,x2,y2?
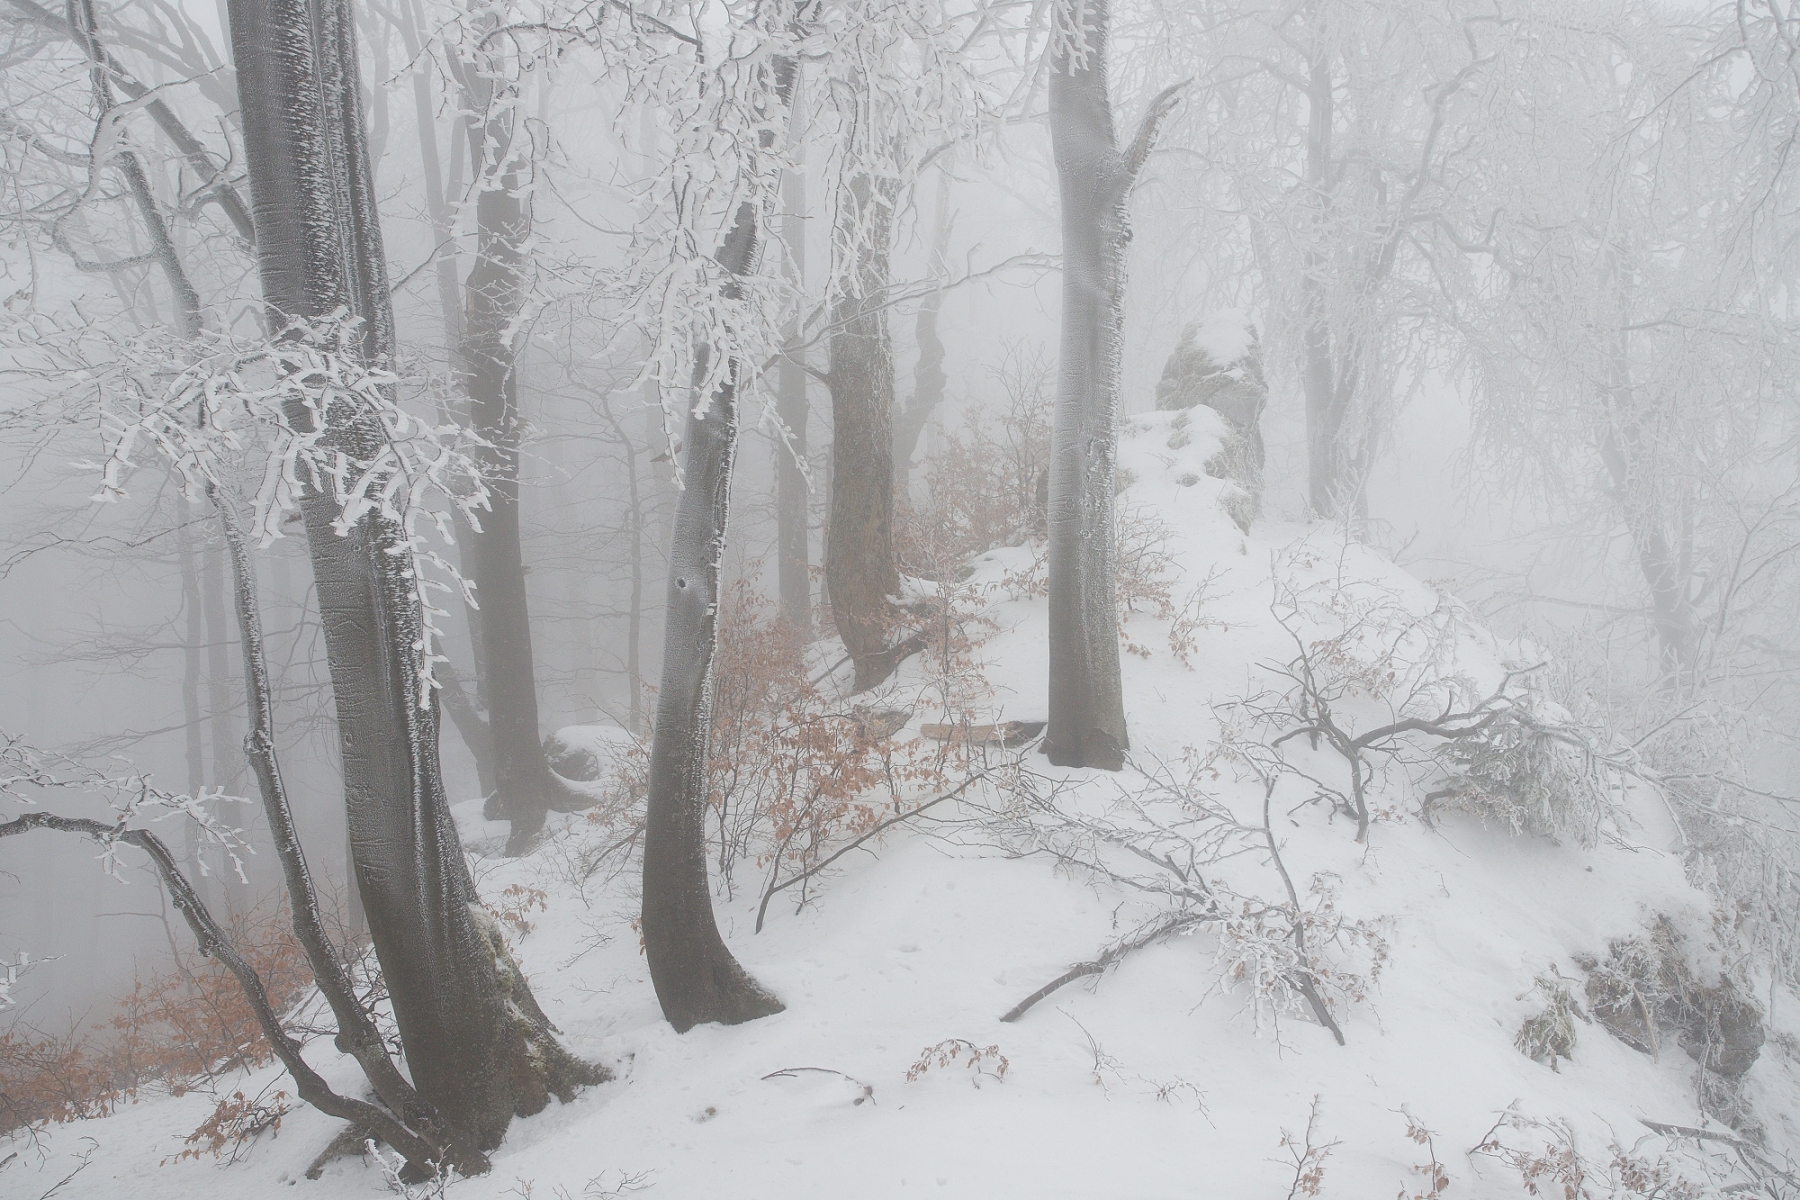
75,312,488,703
0,729,251,882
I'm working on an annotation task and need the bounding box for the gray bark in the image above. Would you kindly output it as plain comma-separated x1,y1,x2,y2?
642,205,786,1032
892,168,953,499
1300,53,1355,518
224,0,595,1150
456,77,576,855
1042,0,1180,769
212,489,487,1176
777,136,812,637
826,168,916,692
177,521,212,914
3,0,256,244
202,540,250,916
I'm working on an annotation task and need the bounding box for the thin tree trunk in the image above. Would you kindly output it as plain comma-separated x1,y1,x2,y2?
1598,259,1697,678
893,167,953,499
2,0,256,244
1042,0,1180,769
598,394,647,732
397,0,494,785
642,204,786,1034
777,124,812,638
826,170,915,692
1299,53,1348,518
177,521,212,914
456,60,592,854
225,0,596,1149
202,541,250,916
0,812,451,1176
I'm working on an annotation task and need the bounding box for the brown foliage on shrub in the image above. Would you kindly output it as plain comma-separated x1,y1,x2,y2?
1,903,315,1140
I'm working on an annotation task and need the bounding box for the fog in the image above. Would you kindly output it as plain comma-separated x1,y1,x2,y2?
2,0,1798,1187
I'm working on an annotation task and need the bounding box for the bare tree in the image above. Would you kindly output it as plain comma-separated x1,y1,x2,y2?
224,0,595,1147
1041,0,1181,769
636,2,802,1033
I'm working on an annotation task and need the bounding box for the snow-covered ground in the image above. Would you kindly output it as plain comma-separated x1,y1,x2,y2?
11,409,1799,1200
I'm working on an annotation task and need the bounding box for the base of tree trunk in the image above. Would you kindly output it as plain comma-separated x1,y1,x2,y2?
1041,728,1126,771
850,632,928,693
651,934,787,1034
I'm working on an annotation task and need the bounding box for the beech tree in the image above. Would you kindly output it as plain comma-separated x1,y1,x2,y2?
445,12,600,853
1152,0,1488,518
629,0,804,1032
819,0,985,692
224,0,595,1147
1041,0,1181,769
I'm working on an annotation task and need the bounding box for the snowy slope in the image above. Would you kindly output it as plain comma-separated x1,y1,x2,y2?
11,410,1798,1200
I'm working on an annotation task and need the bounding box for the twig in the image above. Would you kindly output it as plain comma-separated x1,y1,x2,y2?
0,811,457,1177
760,1066,875,1105
1260,776,1345,1046
755,763,1010,932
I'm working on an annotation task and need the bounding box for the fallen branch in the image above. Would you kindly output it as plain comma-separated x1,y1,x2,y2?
755,761,1012,933
999,908,1211,1022
760,1066,875,1105
1259,776,1345,1046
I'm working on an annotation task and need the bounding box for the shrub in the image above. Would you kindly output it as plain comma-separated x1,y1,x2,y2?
0,903,315,1136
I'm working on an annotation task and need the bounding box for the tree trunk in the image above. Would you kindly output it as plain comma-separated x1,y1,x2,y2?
1598,263,1697,679
461,149,560,855
826,171,914,692
598,395,648,732
1300,53,1347,519
642,205,786,1033
777,133,812,638
212,488,488,1176
225,0,594,1150
893,167,953,499
177,521,212,914
1042,0,1178,769
396,0,495,788
202,540,251,916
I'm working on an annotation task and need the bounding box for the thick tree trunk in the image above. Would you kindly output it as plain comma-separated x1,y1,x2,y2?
1042,0,1178,769
225,0,594,1151
777,142,812,638
642,205,786,1033
827,172,916,692
212,490,487,1176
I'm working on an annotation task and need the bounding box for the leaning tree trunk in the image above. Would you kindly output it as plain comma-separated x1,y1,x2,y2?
826,170,916,693
212,489,489,1177
225,0,595,1152
642,205,787,1033
1042,0,1180,770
